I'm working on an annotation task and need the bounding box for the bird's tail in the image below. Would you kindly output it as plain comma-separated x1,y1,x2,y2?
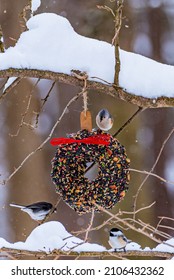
10,203,25,209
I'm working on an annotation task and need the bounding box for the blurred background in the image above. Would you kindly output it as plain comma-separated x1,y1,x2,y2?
0,0,174,259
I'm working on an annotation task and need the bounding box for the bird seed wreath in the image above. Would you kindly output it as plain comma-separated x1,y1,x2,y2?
50,129,130,214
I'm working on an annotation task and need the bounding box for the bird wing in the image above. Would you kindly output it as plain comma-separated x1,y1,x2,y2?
26,202,53,211
122,235,128,242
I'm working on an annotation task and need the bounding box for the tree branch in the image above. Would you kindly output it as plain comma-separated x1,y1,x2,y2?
0,89,84,185
0,247,173,259
0,68,174,108
113,0,124,86
113,107,144,137
133,126,174,218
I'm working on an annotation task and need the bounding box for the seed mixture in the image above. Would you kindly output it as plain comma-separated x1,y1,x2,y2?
51,129,130,214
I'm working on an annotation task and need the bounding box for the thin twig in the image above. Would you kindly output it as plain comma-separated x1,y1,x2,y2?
156,216,174,232
119,216,172,240
156,225,174,232
66,241,86,253
9,79,40,136
129,168,174,186
97,2,124,86
120,201,156,215
73,202,156,237
93,203,172,245
1,90,84,185
112,1,124,46
84,209,95,241
9,94,32,137
137,219,171,239
72,216,114,236
97,5,115,17
19,0,32,31
158,216,174,222
133,126,174,219
34,80,56,127
0,77,22,104
113,0,124,86
40,197,62,225
113,107,144,137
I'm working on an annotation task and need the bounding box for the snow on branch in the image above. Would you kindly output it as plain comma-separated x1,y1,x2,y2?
0,221,174,260
0,13,174,108
0,68,173,108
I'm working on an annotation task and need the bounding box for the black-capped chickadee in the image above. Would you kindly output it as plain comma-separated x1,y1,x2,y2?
96,109,113,131
109,228,129,252
10,201,56,221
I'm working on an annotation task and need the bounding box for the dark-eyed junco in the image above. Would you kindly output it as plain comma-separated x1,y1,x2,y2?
10,201,56,221
109,228,129,252
96,109,114,131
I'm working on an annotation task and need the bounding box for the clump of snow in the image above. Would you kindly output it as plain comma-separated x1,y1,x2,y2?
143,247,152,251
31,0,41,14
126,241,142,251
0,13,174,99
153,238,174,253
0,221,106,253
3,77,17,92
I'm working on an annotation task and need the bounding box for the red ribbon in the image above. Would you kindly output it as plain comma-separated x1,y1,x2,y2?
50,135,110,146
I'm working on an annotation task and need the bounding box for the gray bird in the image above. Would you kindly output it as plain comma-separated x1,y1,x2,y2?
96,109,113,131
10,201,55,221
109,228,129,252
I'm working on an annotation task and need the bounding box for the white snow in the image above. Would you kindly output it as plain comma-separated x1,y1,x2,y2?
3,77,17,92
0,221,173,254
153,238,174,253
0,221,106,253
31,0,41,14
126,241,142,251
0,13,174,99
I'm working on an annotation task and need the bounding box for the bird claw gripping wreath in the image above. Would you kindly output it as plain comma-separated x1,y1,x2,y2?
50,109,130,214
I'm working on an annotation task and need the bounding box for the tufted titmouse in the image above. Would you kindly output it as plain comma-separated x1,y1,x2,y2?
96,109,113,131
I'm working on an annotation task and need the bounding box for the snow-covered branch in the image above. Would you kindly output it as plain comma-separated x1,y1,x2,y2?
0,13,174,108
0,68,174,108
0,221,174,260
